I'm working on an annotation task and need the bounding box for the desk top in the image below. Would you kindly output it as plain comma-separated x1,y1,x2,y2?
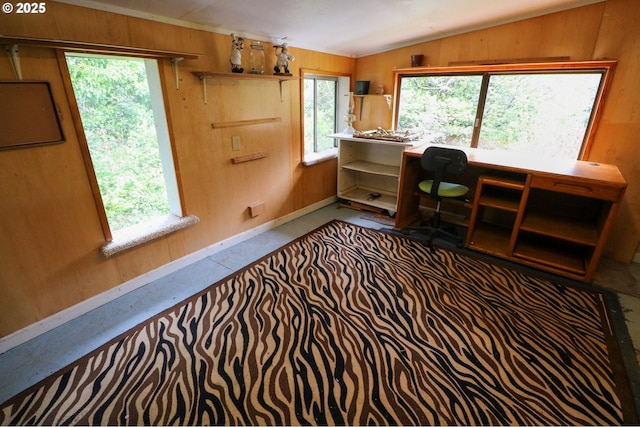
405,143,627,188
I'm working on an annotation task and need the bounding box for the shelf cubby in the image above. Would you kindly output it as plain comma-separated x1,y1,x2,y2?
334,133,423,215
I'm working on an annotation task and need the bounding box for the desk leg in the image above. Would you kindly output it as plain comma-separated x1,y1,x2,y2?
395,154,422,229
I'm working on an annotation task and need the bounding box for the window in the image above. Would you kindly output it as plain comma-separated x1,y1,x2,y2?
302,71,350,165
64,53,195,255
395,61,615,160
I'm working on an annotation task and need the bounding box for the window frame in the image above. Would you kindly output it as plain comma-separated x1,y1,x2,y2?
300,69,351,165
57,50,194,254
392,60,616,160
305,74,338,153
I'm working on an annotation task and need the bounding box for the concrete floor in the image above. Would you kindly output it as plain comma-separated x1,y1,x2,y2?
0,202,639,408
618,264,640,368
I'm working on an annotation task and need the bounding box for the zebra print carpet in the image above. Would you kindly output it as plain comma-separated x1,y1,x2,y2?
0,220,636,425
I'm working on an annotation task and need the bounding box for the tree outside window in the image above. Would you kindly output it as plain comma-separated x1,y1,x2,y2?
396,62,613,160
301,72,351,165
304,75,338,156
66,54,178,232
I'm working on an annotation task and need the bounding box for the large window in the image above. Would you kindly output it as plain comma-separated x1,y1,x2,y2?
395,61,615,160
302,71,350,165
64,53,187,248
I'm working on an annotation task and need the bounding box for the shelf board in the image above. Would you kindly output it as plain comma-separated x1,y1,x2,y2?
353,94,391,97
478,193,521,211
519,211,598,245
480,174,526,190
338,186,397,212
513,237,588,275
467,223,512,257
341,160,400,177
192,71,298,81
0,36,199,59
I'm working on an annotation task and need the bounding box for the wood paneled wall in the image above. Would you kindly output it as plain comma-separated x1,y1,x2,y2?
1,0,639,339
355,0,640,263
0,1,354,337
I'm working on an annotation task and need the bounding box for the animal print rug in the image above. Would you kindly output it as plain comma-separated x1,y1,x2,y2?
1,220,637,425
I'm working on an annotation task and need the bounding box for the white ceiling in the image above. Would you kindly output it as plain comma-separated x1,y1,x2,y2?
59,0,604,57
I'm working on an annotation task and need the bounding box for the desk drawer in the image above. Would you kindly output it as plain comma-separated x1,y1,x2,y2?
529,176,622,201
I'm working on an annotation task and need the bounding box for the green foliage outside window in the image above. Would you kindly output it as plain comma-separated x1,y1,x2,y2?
304,76,337,155
66,56,170,231
398,76,481,146
397,72,602,159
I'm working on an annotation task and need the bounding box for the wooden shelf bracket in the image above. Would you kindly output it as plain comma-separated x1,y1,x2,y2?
171,57,184,90
354,94,393,119
196,74,210,104
5,44,22,80
192,71,298,104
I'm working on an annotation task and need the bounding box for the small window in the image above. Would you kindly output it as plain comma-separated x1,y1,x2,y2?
64,53,194,255
395,61,615,160
302,72,350,165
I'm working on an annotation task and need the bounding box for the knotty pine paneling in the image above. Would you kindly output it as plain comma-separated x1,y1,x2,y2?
355,2,605,110
589,0,640,262
0,1,355,338
354,1,640,262
0,46,122,335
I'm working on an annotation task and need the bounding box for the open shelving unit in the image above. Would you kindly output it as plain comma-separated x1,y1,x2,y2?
333,133,423,215
466,170,623,282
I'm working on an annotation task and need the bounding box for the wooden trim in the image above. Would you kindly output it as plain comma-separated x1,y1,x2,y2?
231,151,270,164
580,62,617,160
299,68,352,164
157,59,188,217
55,50,113,242
2,36,198,60
448,56,571,66
212,117,282,129
393,60,617,76
469,75,490,149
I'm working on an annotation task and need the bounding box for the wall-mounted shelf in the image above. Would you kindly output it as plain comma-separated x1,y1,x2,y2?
1,35,198,82
353,94,393,119
212,117,282,129
192,71,298,104
192,71,298,81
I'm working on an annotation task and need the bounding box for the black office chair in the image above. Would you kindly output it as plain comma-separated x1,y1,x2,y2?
406,146,469,246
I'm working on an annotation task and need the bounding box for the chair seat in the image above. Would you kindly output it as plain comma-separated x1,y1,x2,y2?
419,180,469,198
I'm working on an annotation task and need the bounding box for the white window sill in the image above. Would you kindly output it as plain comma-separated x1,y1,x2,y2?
302,148,338,166
100,214,199,258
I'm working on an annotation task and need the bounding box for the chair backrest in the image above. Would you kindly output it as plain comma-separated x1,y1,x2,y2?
421,146,468,175
421,146,468,198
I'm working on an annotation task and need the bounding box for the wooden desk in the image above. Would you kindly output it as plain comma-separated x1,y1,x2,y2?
396,144,627,282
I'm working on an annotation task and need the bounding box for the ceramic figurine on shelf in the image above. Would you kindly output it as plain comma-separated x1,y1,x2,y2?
230,33,244,73
342,92,356,134
273,43,295,75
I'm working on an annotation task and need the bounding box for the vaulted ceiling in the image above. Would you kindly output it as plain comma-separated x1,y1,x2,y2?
58,0,604,57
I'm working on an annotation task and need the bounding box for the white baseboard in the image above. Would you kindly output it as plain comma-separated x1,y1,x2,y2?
0,197,337,354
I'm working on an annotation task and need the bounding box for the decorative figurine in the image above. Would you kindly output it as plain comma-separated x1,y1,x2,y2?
343,92,356,134
273,43,295,75
230,33,244,73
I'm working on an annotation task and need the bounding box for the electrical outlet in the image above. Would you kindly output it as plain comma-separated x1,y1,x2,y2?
232,136,240,151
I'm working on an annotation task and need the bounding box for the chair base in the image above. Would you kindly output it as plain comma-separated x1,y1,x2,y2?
403,214,465,249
